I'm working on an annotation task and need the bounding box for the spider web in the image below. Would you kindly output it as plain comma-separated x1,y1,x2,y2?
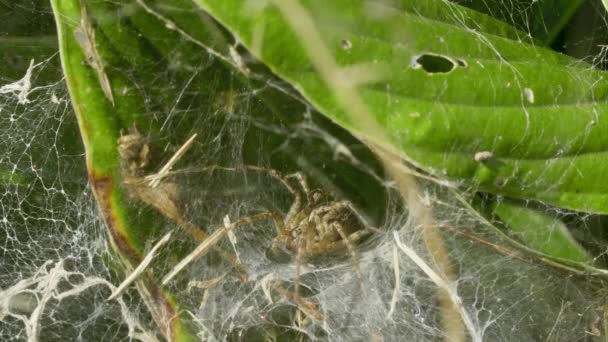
0,57,159,340
1,1,607,341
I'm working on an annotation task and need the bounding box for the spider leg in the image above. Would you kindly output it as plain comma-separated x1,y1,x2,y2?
267,169,304,222
143,163,302,254
308,201,343,220
270,280,323,321
231,165,305,222
294,234,305,305
286,172,312,204
331,222,363,284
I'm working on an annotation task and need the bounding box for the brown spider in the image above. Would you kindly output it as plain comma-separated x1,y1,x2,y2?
257,167,372,303
161,164,373,309
261,168,370,261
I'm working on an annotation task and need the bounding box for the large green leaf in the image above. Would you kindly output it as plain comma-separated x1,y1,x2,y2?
195,0,608,216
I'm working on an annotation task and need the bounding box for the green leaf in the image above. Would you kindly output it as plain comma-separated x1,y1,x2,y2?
492,199,593,264
195,0,608,215
50,1,197,340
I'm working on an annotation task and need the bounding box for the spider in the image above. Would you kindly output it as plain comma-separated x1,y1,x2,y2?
261,167,371,262
161,163,374,308
259,167,373,303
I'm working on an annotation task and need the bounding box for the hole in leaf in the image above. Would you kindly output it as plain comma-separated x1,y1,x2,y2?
412,54,459,73
341,39,352,50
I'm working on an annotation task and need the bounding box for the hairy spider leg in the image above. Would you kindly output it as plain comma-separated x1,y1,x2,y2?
294,232,305,305
270,280,323,321
286,172,312,204
238,165,307,222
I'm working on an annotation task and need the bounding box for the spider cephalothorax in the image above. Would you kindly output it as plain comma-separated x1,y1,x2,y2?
271,187,370,258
